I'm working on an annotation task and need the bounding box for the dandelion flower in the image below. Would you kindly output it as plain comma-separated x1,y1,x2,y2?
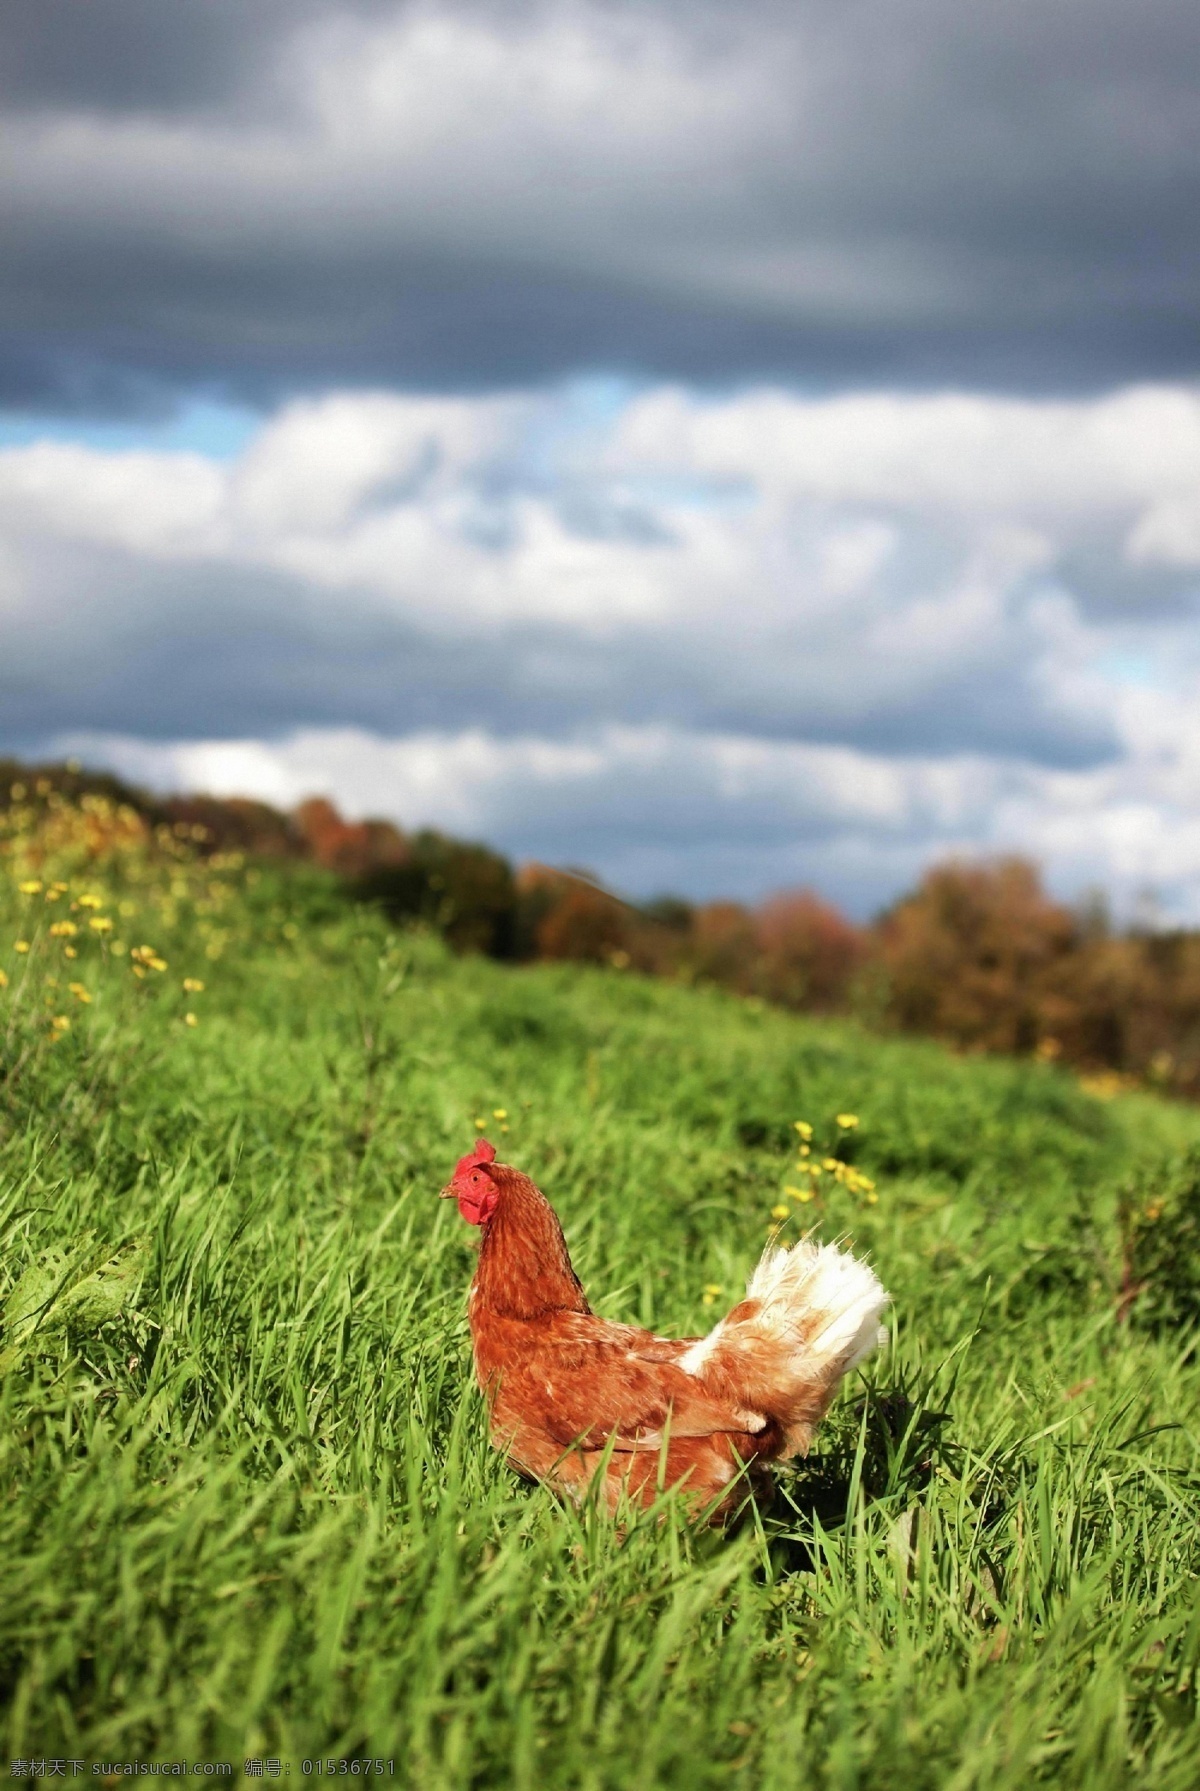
68,982,91,1004
64,946,78,960
18,879,42,896
836,1114,859,1129
14,941,30,954
0,969,7,989
793,1121,813,1140
48,920,78,938
182,977,205,993
492,1107,508,1120
48,1014,70,1036
770,1203,790,1221
185,1012,198,1027
474,1117,487,1130
89,916,113,932
131,945,168,972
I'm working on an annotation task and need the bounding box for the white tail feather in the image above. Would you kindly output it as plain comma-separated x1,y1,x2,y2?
745,1240,888,1376
679,1239,888,1455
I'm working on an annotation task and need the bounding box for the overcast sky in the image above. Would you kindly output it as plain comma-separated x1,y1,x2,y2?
4,0,1200,916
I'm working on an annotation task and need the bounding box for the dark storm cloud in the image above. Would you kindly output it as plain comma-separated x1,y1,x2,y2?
2,0,1200,408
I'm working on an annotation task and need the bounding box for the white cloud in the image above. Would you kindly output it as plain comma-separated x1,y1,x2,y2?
7,375,1200,912
52,702,1200,922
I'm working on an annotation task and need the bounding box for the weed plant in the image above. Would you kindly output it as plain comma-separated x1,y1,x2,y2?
3,808,1200,1785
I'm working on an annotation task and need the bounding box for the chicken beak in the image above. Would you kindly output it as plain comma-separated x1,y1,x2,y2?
438,1181,458,1200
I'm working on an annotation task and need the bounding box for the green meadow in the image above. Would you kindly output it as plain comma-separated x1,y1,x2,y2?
4,838,1200,1787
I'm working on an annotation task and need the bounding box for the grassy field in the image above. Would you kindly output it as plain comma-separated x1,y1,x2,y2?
4,827,1200,1787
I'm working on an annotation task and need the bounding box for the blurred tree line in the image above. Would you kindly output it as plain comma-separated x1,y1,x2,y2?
6,760,1200,1096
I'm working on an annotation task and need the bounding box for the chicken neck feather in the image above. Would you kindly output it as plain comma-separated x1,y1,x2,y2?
472,1166,591,1320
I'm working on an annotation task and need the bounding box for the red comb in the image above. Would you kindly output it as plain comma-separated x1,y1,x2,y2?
453,1137,497,1178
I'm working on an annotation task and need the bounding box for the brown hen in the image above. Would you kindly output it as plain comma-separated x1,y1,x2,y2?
443,1139,888,1516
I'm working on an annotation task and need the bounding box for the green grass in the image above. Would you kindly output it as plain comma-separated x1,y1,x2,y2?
4,858,1200,1787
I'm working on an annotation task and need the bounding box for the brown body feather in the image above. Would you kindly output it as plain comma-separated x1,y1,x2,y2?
459,1161,882,1516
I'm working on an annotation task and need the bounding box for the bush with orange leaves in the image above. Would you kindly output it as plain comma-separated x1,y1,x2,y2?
875,857,1200,1095
294,797,407,881
877,857,1076,1055
755,889,868,1011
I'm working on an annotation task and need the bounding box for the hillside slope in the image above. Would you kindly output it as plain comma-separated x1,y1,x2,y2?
4,850,1200,1786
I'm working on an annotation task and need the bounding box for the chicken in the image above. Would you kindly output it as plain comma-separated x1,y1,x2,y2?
442,1138,889,1517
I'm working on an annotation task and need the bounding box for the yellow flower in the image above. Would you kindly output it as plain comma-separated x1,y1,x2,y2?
131,945,168,972
822,1157,839,1171
474,1117,487,1130
793,1121,813,1140
68,982,91,1004
64,946,78,959
770,1203,790,1221
703,1283,723,1297
836,1114,859,1129
185,1012,198,1027
182,977,205,993
48,920,78,938
18,879,42,895
865,1192,879,1205
0,968,7,989
49,1014,70,1034
492,1107,508,1119
76,894,104,909
89,916,113,932
14,940,29,954
785,1184,815,1205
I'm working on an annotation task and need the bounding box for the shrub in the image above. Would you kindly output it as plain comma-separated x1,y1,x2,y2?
755,889,867,1010
352,830,518,957
878,858,1076,1053
1117,1147,1200,1331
